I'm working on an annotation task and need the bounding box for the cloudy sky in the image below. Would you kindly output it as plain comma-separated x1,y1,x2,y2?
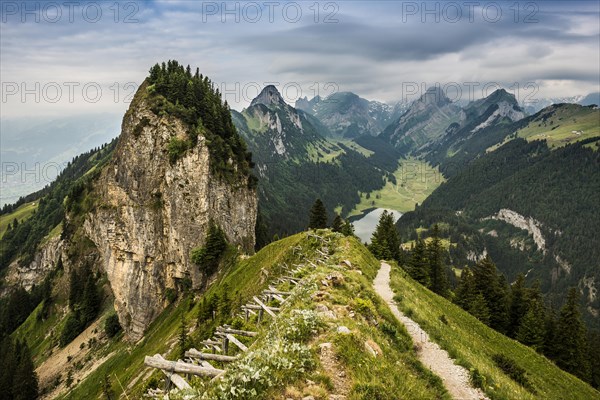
1,0,599,117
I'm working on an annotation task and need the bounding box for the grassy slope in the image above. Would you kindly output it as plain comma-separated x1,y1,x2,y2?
488,105,600,152
347,158,444,216
389,265,599,400
169,232,450,400
0,201,38,238
54,234,305,399
48,232,452,400
517,104,599,146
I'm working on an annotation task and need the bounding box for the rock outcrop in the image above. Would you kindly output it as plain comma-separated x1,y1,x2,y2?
83,84,257,341
4,235,63,292
485,209,546,254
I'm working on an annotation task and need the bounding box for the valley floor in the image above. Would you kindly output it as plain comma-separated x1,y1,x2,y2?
374,262,489,400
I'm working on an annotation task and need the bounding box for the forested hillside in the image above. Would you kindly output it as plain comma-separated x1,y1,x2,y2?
397,137,600,325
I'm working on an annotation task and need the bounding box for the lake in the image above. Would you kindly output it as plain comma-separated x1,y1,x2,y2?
350,208,403,244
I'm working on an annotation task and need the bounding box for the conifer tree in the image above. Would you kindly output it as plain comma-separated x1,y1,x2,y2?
516,298,546,351
102,374,114,400
554,288,590,381
254,208,270,250
0,337,17,400
543,308,558,360
472,256,509,333
332,214,344,233
68,267,82,310
104,314,122,338
427,225,448,297
191,223,228,275
218,285,231,321
177,313,188,359
81,273,100,325
454,267,476,310
308,199,328,229
340,220,355,237
470,292,491,324
369,211,400,261
197,297,211,325
509,273,527,337
408,239,430,286
12,342,38,400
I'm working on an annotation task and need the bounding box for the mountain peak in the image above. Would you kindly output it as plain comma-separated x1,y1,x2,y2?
486,88,518,105
250,85,287,108
419,86,451,107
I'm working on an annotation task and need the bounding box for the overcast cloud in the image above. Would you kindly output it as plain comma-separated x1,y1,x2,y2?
1,0,599,117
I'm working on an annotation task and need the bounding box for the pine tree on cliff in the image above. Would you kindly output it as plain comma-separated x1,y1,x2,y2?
554,288,590,381
427,225,448,297
81,273,101,325
308,199,328,229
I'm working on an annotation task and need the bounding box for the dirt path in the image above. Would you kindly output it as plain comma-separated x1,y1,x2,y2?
374,262,489,400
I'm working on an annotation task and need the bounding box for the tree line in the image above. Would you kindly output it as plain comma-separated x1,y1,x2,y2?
147,61,255,187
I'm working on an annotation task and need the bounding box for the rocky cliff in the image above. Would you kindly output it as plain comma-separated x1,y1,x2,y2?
4,235,63,292
82,84,257,341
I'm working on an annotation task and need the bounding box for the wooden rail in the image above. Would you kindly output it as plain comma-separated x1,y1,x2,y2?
253,296,277,318
144,354,224,377
185,349,238,362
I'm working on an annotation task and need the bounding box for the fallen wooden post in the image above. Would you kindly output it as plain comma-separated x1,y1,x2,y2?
216,327,258,337
268,286,292,295
144,354,224,377
152,355,192,391
185,349,238,362
316,249,329,258
253,296,277,318
225,333,248,352
242,304,280,312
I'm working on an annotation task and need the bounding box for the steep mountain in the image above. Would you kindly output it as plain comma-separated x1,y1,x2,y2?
1,61,258,343
424,89,526,171
81,83,257,340
233,86,400,236
397,136,600,325
233,85,328,160
380,87,462,154
296,92,398,137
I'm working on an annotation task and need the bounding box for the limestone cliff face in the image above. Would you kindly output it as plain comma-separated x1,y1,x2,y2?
83,86,257,341
4,236,63,292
